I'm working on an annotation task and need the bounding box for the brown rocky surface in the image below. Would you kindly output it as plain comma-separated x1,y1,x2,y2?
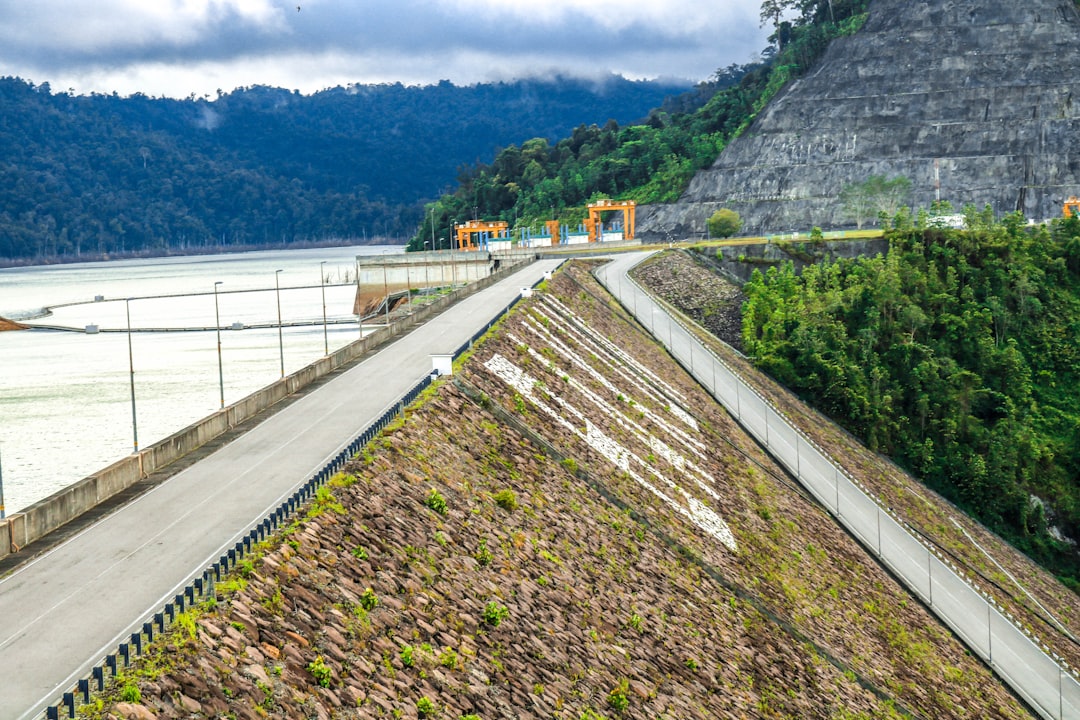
633,249,1080,677
88,261,1029,719
630,250,744,351
0,316,27,331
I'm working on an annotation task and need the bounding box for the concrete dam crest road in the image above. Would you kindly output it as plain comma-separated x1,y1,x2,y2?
0,258,563,720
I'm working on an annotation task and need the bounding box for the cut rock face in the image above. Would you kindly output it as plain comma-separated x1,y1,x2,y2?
641,0,1080,237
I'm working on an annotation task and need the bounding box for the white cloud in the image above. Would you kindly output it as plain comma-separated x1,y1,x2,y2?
0,0,770,97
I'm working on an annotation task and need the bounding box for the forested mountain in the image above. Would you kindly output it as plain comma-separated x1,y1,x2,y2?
742,211,1080,587
0,75,687,264
410,0,871,250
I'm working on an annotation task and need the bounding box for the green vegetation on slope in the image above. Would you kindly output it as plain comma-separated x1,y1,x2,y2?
741,208,1080,587
410,0,871,250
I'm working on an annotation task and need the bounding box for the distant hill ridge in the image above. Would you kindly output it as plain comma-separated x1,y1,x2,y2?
641,0,1080,236
0,75,687,263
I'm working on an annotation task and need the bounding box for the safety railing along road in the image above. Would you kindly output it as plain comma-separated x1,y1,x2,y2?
595,255,1080,720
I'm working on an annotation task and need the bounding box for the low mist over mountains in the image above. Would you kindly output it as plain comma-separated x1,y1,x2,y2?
0,75,688,263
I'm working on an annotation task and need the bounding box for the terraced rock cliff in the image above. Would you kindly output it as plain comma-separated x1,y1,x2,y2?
86,262,1037,720
640,0,1080,237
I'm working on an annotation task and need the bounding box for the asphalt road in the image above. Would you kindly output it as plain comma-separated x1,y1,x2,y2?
0,258,562,720
594,252,1079,720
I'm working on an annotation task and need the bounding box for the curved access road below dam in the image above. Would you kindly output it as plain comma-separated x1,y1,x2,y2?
594,252,1079,720
0,258,562,720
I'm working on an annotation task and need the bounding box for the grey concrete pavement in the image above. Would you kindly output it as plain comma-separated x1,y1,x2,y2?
594,251,1080,720
0,258,561,720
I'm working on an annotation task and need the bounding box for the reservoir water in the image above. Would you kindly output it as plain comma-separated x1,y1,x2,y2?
0,244,403,514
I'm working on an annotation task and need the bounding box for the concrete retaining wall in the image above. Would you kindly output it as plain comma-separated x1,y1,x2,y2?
0,255,534,562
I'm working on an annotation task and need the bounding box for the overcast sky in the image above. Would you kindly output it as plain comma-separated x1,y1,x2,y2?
0,0,771,98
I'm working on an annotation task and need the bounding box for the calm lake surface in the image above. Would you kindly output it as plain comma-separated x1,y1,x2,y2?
0,244,403,514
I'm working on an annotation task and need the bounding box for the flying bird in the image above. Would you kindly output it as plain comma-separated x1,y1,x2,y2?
297,5,301,11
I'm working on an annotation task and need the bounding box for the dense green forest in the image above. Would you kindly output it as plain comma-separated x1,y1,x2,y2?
0,76,685,264
409,0,871,250
741,209,1080,586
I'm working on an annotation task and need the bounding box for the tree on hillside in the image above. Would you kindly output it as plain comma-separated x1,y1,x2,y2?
839,175,912,228
708,208,743,238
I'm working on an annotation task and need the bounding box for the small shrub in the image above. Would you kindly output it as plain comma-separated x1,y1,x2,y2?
351,546,368,560
307,656,332,687
425,488,447,515
439,646,459,669
607,678,630,714
474,539,493,567
628,613,643,632
685,657,699,671
119,683,141,703
359,587,379,611
482,601,509,627
493,489,518,511
401,645,415,668
417,697,436,717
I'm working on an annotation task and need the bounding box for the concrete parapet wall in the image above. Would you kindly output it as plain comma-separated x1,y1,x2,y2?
5,454,141,554
141,412,232,477
0,255,534,562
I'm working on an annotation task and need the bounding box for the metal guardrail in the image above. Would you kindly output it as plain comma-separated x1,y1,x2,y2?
595,257,1080,720
42,259,556,719
43,372,433,719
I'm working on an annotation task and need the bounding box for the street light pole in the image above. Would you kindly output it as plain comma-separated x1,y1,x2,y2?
214,281,224,409
423,240,430,291
355,258,363,338
275,269,284,378
0,444,6,520
382,263,389,325
320,261,328,356
126,298,138,453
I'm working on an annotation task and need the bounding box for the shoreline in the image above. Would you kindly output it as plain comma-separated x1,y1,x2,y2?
0,237,399,270
0,316,27,331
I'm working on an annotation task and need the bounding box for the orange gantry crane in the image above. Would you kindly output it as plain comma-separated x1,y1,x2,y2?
584,199,636,243
455,220,509,251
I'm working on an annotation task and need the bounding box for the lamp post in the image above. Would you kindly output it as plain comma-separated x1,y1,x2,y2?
0,444,6,520
214,281,224,409
355,258,363,337
430,207,436,252
275,269,284,378
382,262,389,325
319,261,328,356
126,298,138,453
423,240,431,291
